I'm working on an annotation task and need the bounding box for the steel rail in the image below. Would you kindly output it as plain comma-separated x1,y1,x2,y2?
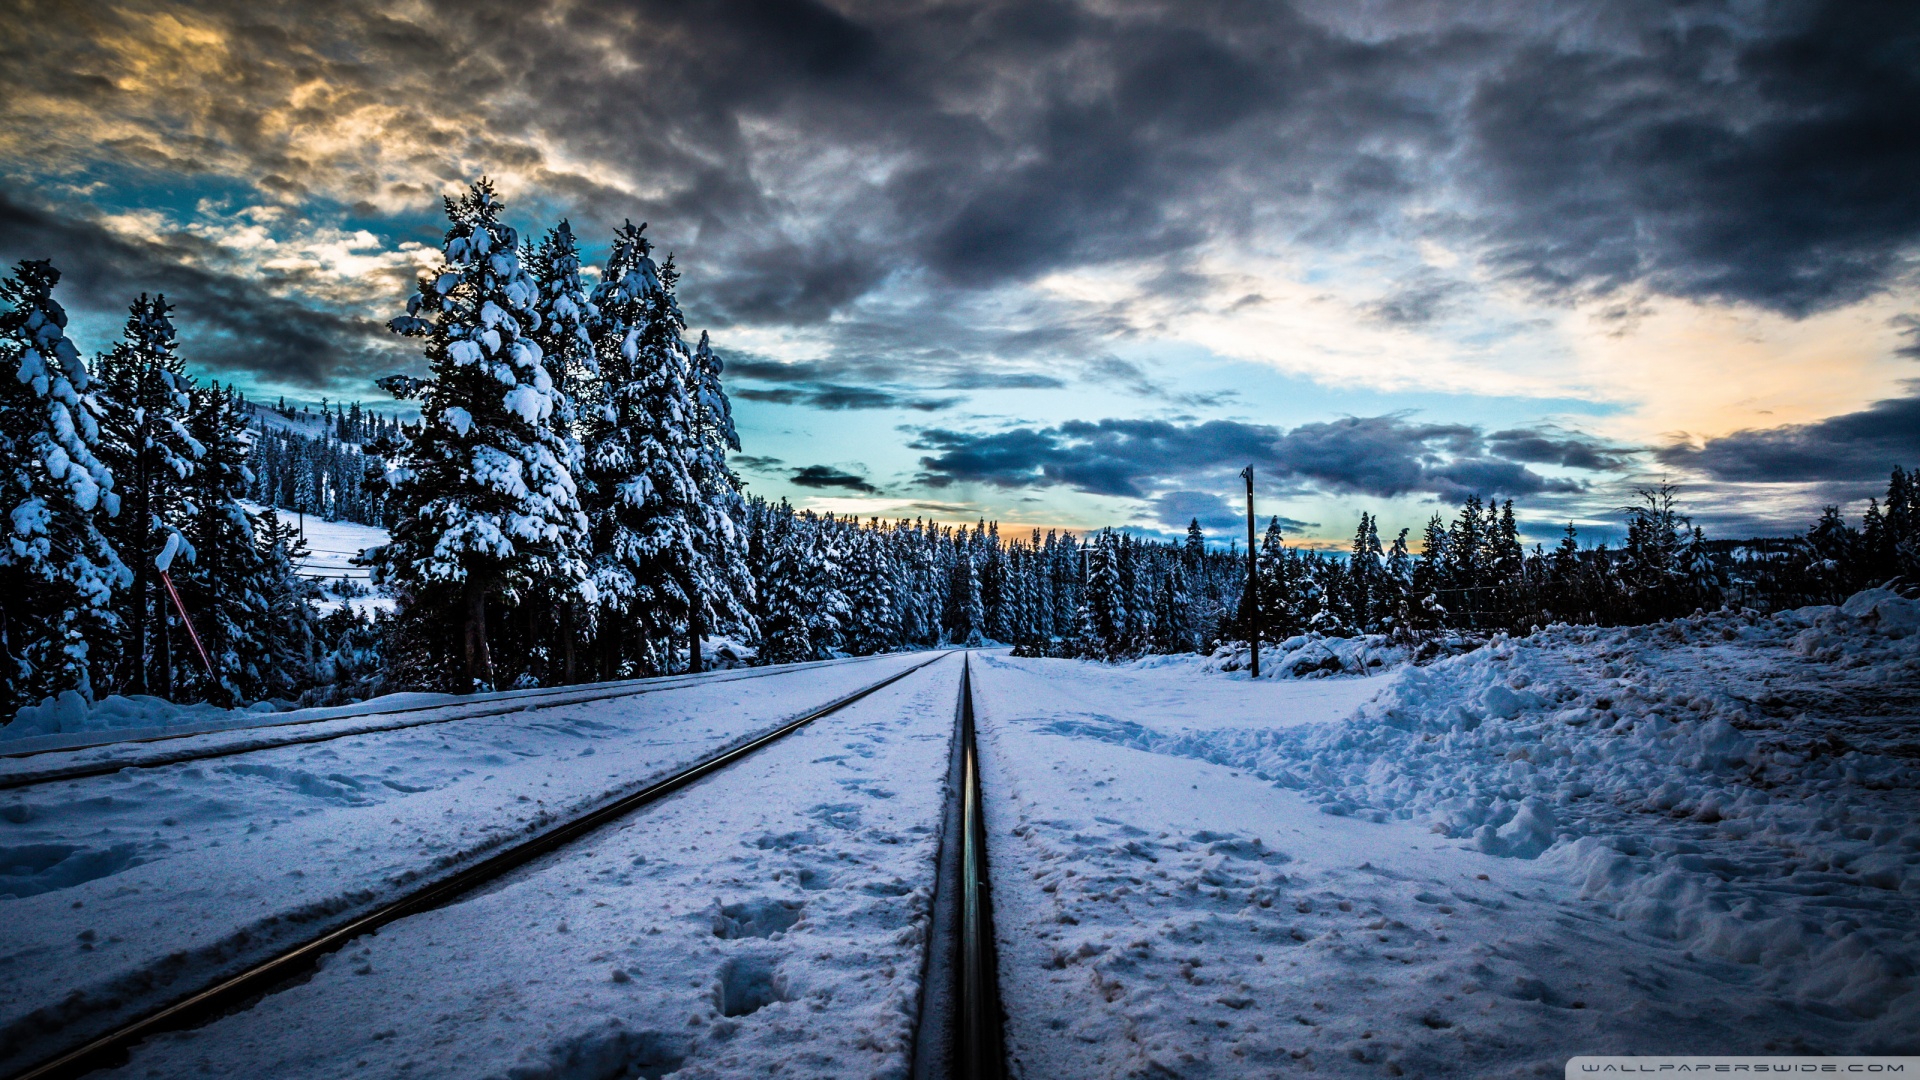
911,652,1007,1080
0,655,896,790
1,653,879,761
6,651,954,1080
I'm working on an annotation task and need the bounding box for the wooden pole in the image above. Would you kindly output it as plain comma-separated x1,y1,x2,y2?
1241,466,1259,679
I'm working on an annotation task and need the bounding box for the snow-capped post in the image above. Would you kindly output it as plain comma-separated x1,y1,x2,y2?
1241,465,1260,678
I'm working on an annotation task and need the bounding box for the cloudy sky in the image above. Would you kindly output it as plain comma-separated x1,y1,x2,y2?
3,0,1917,546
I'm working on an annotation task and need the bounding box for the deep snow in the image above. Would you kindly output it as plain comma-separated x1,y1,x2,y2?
264,505,393,616
88,652,964,1079
971,590,1919,1076
3,590,1914,1078
0,652,934,1075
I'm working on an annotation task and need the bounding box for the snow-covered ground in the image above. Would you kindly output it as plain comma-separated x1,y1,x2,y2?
0,653,935,1075
972,590,1920,1076
6,592,1915,1077
265,505,393,616
85,651,963,1079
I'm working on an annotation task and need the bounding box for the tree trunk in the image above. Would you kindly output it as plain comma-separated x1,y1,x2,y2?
687,582,704,675
599,613,622,682
156,606,173,701
462,578,492,693
129,570,150,695
560,600,577,685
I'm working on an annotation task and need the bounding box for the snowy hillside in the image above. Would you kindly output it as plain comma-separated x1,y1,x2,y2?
238,501,391,615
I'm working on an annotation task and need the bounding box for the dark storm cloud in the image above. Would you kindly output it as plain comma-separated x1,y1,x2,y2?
912,414,1586,502
1894,315,1920,359
1365,273,1467,326
909,501,981,517
789,464,881,494
0,194,400,386
1466,1,1920,314
1656,390,1920,483
7,0,1917,400
1487,428,1635,472
733,384,961,411
729,454,787,471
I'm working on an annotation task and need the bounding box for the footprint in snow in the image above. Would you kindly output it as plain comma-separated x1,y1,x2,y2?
713,897,804,939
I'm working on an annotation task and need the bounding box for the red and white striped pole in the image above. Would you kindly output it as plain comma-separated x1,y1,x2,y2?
159,569,216,681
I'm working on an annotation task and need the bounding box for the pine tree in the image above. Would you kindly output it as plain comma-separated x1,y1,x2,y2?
251,506,319,700
1077,530,1123,659
95,293,200,697
578,222,704,674
757,513,813,664
0,261,129,711
525,220,599,681
1254,517,1290,640
375,180,590,692
842,528,898,654
1383,527,1414,637
686,330,756,667
171,382,265,703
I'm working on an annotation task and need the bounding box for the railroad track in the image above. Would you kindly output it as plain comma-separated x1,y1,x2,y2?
8,652,960,1080
915,653,1009,1080
0,654,893,791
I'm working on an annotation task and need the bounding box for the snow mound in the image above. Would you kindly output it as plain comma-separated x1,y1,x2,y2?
1205,632,1414,679
2,689,457,743
3,691,284,740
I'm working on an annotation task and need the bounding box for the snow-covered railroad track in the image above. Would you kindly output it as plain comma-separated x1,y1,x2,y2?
914,654,1009,1080
0,656,891,791
6,653,952,1080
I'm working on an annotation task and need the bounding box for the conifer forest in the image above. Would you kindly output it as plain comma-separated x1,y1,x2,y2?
3,180,1917,720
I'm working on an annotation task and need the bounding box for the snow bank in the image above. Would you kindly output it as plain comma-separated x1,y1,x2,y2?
1205,632,1416,678
1,688,459,743
1062,591,1920,1032
3,691,287,740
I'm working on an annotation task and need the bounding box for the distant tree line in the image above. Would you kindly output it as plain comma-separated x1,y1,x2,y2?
246,399,397,526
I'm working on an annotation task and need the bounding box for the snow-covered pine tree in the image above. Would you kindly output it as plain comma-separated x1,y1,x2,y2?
946,536,986,647
1383,527,1414,638
0,260,129,712
376,180,590,692
525,220,599,681
1152,563,1193,653
1412,512,1449,629
527,220,598,412
757,513,807,664
803,513,853,655
1254,517,1290,641
980,523,1007,642
579,221,707,676
178,382,264,704
1078,530,1122,659
686,330,756,668
250,506,319,700
842,527,898,654
1123,534,1153,654
1345,512,1386,632
95,293,200,698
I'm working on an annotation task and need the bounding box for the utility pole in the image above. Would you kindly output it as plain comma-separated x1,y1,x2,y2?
1241,465,1259,679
